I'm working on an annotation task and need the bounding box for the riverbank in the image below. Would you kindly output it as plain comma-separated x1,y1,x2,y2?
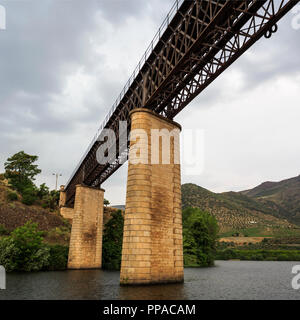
216,236,300,262
215,249,300,261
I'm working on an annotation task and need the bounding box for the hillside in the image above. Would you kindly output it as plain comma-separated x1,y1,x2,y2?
0,178,124,245
182,183,298,235
0,179,71,245
241,175,300,225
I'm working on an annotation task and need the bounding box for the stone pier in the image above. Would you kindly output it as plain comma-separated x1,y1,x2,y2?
120,108,184,285
67,185,104,269
59,185,74,222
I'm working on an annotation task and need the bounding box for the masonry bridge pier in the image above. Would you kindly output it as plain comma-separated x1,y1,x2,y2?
59,0,298,285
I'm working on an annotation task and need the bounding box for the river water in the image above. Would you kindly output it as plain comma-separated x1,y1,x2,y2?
1,261,300,300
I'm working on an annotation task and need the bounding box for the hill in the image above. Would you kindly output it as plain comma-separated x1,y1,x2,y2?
182,183,299,236
241,175,300,225
0,179,71,245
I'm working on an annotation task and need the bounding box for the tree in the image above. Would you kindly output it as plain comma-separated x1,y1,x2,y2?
102,210,124,270
4,151,41,194
37,183,50,199
104,198,110,207
41,190,60,210
183,207,219,267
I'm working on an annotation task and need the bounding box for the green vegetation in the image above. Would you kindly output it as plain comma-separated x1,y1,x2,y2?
0,222,68,272
217,236,300,261
6,191,18,202
0,221,49,272
102,210,124,270
183,207,218,267
45,226,71,245
101,207,219,270
104,198,110,207
47,245,69,270
216,249,300,261
1,155,300,272
241,175,300,225
181,183,300,237
3,151,59,209
0,224,9,236
4,151,41,205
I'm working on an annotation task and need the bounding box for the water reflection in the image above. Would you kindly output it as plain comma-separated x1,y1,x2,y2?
1,261,300,300
118,282,186,300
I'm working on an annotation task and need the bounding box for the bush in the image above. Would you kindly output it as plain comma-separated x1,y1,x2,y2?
0,237,20,272
277,254,289,261
0,222,71,272
46,226,70,243
40,190,59,210
102,210,124,270
215,248,300,261
250,254,264,261
21,187,38,205
46,245,69,271
7,191,18,202
0,222,50,272
0,224,9,236
183,207,218,267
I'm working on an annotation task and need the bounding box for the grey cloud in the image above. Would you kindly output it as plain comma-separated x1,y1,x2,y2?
233,13,300,91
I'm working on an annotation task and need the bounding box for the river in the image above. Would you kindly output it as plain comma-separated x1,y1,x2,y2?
1,261,300,300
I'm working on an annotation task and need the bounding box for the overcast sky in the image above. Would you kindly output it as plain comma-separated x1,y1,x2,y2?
0,0,299,205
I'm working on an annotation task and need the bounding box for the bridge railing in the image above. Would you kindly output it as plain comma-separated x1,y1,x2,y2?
65,0,184,188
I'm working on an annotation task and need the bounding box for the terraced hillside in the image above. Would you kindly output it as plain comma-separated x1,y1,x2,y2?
241,175,300,225
182,183,298,235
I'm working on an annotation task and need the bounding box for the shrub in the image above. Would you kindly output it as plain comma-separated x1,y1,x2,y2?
0,237,20,272
251,254,264,261
183,207,218,267
46,245,69,271
7,191,18,202
0,223,71,272
10,221,50,271
102,210,124,270
215,248,237,260
0,224,9,236
46,226,70,243
277,254,289,261
40,190,59,210
0,222,50,272
21,187,38,205
265,256,276,261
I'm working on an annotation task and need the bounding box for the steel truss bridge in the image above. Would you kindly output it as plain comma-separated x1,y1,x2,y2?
64,0,299,206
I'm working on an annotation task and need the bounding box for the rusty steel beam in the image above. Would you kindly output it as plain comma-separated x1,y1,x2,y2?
64,0,299,206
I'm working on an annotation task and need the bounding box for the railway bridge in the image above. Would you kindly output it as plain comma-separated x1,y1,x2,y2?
59,0,299,285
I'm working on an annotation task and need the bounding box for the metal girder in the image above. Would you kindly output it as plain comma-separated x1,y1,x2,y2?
64,0,299,206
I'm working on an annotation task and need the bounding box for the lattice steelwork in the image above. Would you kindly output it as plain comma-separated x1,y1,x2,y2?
64,0,299,206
